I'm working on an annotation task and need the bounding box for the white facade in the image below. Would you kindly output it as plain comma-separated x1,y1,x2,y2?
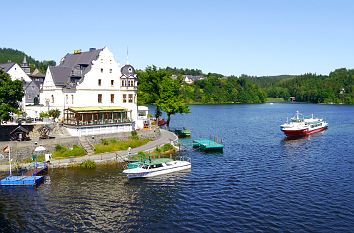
6,63,31,82
40,47,141,135
137,105,149,129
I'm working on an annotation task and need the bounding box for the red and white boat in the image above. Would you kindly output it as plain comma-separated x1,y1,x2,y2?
280,111,328,137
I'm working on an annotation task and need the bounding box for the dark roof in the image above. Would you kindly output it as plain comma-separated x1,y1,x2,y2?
49,66,72,86
121,64,136,78
60,49,102,68
10,125,29,134
50,48,103,86
0,62,16,72
30,68,45,78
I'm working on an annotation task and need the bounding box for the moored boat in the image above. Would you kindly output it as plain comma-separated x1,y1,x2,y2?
280,111,328,137
174,127,191,137
123,158,191,179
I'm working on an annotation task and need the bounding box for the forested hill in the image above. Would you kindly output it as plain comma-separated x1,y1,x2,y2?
242,75,298,88
0,48,56,73
138,66,354,105
272,69,354,104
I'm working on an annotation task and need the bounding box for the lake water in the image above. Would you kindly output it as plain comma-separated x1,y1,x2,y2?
1,103,353,232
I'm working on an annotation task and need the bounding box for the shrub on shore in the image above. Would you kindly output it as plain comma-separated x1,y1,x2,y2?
80,160,96,169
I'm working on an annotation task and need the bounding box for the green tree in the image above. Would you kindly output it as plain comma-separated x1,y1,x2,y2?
0,70,24,122
137,66,171,118
48,109,61,118
157,77,189,128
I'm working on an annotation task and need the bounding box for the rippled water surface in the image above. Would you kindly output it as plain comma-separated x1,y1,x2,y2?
1,103,354,232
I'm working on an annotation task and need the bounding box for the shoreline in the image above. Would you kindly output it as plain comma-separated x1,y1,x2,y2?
0,129,178,172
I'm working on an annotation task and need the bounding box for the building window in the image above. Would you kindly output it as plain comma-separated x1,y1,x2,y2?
27,95,31,99
98,94,102,103
71,94,74,104
111,94,114,103
128,94,133,103
66,94,68,104
101,68,103,73
111,80,114,87
109,69,112,73
121,80,125,87
51,95,54,103
123,94,127,103
98,79,102,86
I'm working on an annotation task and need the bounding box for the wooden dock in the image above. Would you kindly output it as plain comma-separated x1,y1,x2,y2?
193,139,224,151
23,162,48,176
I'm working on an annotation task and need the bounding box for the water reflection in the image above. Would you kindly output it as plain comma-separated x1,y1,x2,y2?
1,104,354,232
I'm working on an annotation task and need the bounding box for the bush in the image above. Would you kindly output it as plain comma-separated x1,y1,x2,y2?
161,143,173,152
39,112,49,118
101,139,109,145
130,130,139,140
154,146,161,153
80,160,96,169
48,109,61,118
55,144,65,151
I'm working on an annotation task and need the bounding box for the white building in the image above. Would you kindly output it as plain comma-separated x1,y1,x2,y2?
39,47,140,136
0,58,34,111
137,105,149,129
0,61,32,83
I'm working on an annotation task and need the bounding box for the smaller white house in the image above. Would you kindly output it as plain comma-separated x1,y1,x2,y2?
0,62,31,82
182,75,204,84
137,106,149,129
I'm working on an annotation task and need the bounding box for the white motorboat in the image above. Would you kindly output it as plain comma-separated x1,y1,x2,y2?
123,158,191,179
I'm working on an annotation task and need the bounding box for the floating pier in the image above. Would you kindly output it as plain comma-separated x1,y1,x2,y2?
23,163,48,176
0,176,44,186
193,139,224,151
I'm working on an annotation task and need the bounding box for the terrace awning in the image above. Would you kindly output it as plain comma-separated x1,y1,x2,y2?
67,106,127,113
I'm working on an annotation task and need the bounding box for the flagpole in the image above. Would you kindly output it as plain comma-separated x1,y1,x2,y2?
9,145,12,176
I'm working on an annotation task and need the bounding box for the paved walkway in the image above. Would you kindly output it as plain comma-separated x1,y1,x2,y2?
0,129,178,171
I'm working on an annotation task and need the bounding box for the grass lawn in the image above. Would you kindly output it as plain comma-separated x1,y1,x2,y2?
52,145,86,159
94,138,150,154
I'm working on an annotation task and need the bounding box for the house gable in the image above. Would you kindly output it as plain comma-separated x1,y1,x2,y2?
4,63,31,82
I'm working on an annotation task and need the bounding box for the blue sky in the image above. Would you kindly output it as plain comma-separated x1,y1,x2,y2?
1,0,353,76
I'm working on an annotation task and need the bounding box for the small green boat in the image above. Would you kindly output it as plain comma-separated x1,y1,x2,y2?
174,127,191,137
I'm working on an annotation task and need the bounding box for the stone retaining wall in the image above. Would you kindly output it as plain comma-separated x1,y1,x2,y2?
0,128,160,164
